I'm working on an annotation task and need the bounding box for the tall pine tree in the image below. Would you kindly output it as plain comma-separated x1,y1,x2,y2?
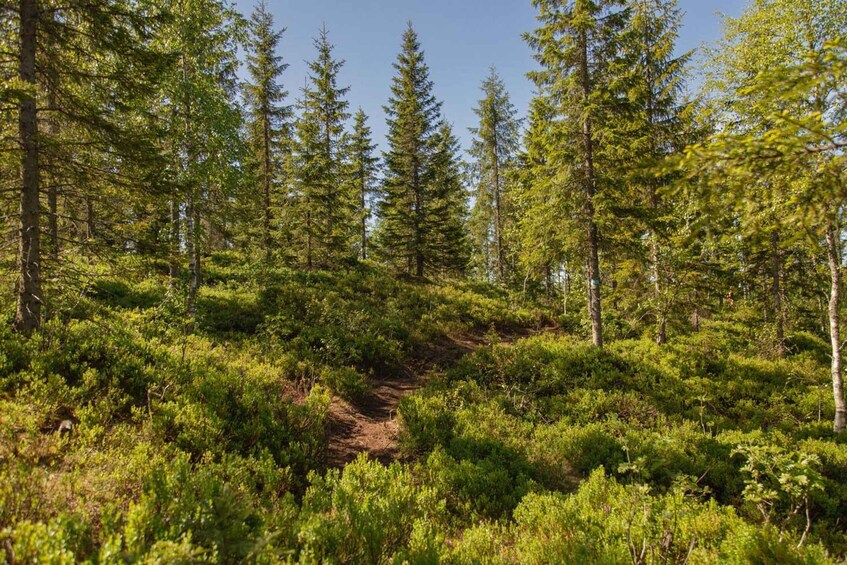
377,23,463,277
468,67,521,284
526,0,629,347
429,120,470,276
624,0,692,344
513,96,570,301
292,26,352,269
244,0,291,261
4,0,167,333
160,0,244,321
349,109,379,260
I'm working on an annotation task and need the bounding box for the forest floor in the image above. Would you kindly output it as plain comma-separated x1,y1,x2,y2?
326,327,555,467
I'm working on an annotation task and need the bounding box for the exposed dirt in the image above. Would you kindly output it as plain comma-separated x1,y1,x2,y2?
325,327,555,467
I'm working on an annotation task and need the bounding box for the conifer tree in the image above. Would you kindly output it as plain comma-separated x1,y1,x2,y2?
513,96,569,300
623,0,692,344
525,0,630,347
349,109,379,260
376,23,451,277
4,0,167,334
428,121,470,275
244,0,291,261
160,0,244,320
292,27,352,269
468,67,521,285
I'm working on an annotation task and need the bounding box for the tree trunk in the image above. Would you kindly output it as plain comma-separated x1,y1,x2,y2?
85,196,95,240
169,198,180,284
14,0,41,335
492,127,505,285
826,222,846,433
263,112,273,262
186,192,200,324
361,168,367,259
648,182,665,344
772,230,785,357
579,27,602,348
651,233,666,345
47,88,59,263
306,207,313,270
641,15,665,346
414,165,424,277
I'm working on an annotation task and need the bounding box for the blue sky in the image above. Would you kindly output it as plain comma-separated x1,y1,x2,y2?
233,0,748,152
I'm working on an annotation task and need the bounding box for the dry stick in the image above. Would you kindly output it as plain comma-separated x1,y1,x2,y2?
798,495,812,548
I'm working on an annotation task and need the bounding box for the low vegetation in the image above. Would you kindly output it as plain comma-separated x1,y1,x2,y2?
2,0,847,561
1,258,845,563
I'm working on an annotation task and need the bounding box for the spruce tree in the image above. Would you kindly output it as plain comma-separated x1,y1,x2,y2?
376,23,445,277
513,96,570,300
4,0,167,334
244,0,291,262
428,121,470,275
468,67,521,284
292,27,352,269
159,0,244,320
349,109,379,260
525,0,630,347
624,0,692,345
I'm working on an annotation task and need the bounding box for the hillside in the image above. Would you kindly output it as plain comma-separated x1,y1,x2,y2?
0,257,845,563
3,0,847,562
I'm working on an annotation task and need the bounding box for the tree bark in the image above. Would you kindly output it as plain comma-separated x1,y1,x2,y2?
47,88,59,263
651,232,666,345
492,123,505,285
579,27,602,348
306,206,313,270
361,171,367,260
14,0,41,335
169,198,180,284
186,192,200,324
772,230,784,357
414,164,424,277
826,222,846,433
641,11,665,346
263,109,273,262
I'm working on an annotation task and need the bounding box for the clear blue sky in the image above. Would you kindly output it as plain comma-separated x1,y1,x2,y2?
233,0,747,152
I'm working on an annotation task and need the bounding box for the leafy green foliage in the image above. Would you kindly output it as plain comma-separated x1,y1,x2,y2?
398,322,845,559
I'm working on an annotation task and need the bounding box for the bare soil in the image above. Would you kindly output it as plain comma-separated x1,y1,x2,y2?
325,327,554,467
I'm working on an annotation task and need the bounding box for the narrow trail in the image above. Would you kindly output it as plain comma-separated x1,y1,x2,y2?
325,327,553,467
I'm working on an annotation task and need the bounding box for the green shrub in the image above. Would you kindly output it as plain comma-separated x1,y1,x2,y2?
421,443,539,522
320,366,369,400
399,393,456,455
505,470,832,565
120,454,261,563
89,279,165,310
1,516,90,565
297,456,445,563
531,421,624,482
197,287,264,335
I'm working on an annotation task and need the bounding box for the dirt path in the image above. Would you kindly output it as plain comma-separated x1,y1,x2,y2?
325,328,551,467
